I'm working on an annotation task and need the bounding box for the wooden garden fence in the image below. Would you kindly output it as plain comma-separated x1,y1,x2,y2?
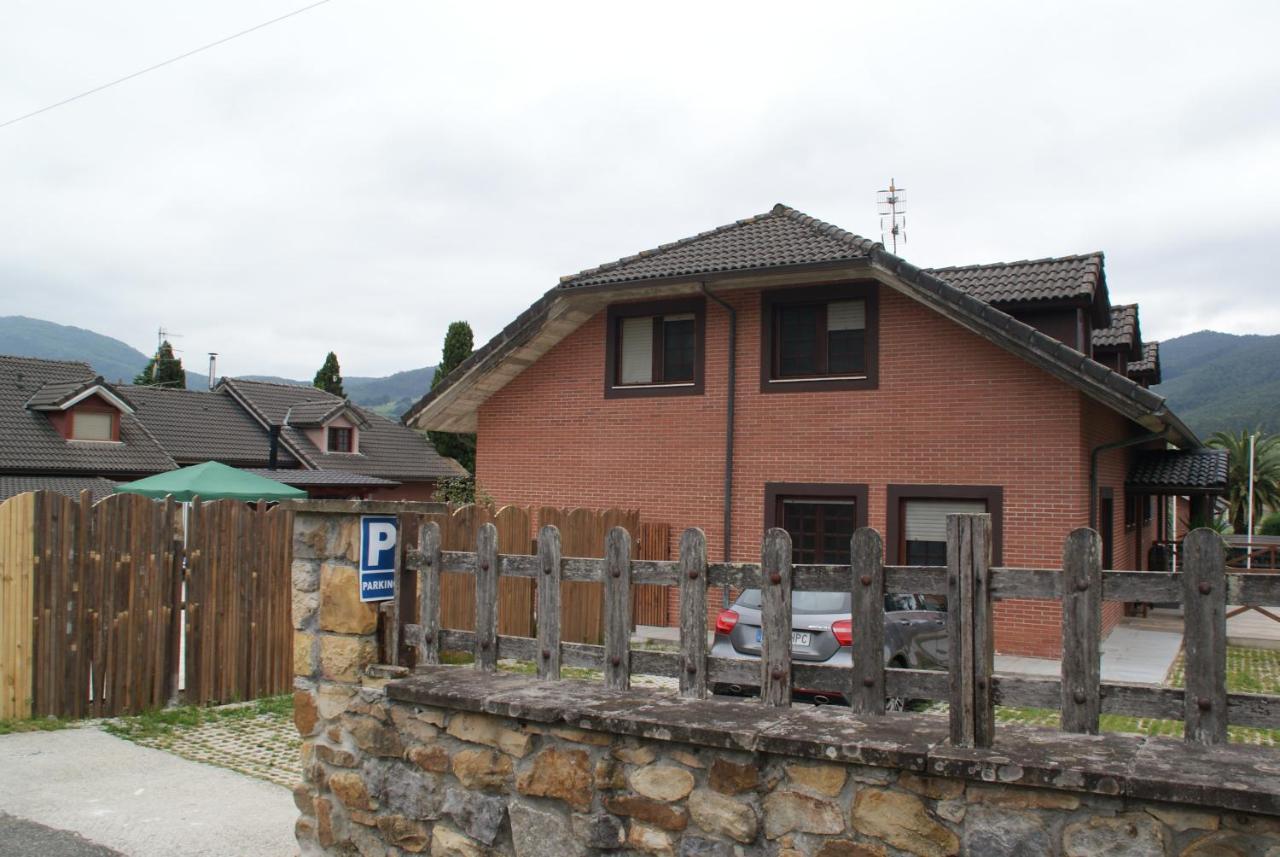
393,513,1280,747
0,490,292,720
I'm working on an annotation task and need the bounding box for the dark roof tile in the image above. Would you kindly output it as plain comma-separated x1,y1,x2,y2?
121,384,297,468
1128,449,1228,493
0,475,118,503
1093,303,1141,350
926,253,1105,306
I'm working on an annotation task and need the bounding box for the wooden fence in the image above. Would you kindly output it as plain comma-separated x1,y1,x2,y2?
0,491,292,720
394,514,1280,747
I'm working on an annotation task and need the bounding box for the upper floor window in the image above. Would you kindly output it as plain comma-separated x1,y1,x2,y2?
761,283,878,392
71,411,114,441
327,426,354,453
604,298,705,398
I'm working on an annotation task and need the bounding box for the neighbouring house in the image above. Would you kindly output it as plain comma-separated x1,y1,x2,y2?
0,355,464,502
404,203,1228,657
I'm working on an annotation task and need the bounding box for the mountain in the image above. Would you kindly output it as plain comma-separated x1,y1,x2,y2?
0,316,434,418
1154,330,1280,438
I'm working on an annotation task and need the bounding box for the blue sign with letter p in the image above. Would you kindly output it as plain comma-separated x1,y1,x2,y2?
359,515,398,602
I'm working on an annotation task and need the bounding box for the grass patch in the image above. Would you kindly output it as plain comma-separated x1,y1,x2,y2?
0,715,74,736
103,694,294,745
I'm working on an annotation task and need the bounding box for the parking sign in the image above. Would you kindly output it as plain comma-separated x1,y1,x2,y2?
359,515,397,602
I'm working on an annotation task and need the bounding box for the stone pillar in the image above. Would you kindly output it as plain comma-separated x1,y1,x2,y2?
288,500,443,855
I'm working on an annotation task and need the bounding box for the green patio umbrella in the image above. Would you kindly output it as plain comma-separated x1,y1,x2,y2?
114,461,306,502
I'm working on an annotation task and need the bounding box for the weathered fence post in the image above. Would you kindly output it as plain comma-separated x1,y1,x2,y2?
947,513,994,747
1183,527,1228,745
475,523,499,671
678,528,708,698
536,525,562,680
761,527,793,707
849,528,885,715
604,526,632,690
417,521,442,666
1061,527,1103,733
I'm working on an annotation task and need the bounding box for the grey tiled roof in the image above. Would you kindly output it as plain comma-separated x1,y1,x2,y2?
239,468,399,487
1129,341,1161,384
223,379,466,481
283,400,351,427
1127,449,1228,493
24,377,134,411
0,475,118,503
121,384,297,468
558,203,880,289
926,253,1105,306
0,355,177,477
1093,303,1141,350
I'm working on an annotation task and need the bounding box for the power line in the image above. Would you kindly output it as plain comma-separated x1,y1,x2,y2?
0,0,335,130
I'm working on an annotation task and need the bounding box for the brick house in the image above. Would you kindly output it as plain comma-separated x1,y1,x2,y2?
404,204,1226,657
0,356,464,502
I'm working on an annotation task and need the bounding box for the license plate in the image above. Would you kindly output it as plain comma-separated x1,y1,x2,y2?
755,629,811,648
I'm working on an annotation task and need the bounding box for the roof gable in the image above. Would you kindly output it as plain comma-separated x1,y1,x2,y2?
1093,303,1142,351
926,253,1111,328
25,376,134,413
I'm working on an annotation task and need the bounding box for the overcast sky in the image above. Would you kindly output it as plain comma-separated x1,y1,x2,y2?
2,1,1277,379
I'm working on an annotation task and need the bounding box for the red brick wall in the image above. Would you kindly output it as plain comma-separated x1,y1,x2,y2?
475,283,1153,657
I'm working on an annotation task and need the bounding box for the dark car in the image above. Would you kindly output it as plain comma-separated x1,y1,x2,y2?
709,590,947,707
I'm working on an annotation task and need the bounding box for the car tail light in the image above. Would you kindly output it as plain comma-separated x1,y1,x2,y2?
714,610,739,635
832,619,853,646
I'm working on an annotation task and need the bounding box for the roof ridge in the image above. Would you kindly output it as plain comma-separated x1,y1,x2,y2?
770,203,882,254
926,251,1105,273
0,353,95,369
226,376,338,395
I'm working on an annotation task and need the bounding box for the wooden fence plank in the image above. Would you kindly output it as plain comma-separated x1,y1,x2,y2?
0,493,36,720
760,527,792,708
677,528,707,699
536,525,562,681
1183,527,1228,745
417,521,442,666
475,523,499,672
948,513,994,747
603,527,632,690
849,528,885,715
1061,527,1102,733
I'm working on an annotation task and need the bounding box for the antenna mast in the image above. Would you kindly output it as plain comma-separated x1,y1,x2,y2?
877,178,907,254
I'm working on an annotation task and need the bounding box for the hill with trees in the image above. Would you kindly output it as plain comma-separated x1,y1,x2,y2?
1154,331,1280,437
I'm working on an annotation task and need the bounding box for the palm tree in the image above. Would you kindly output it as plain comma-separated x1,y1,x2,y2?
1207,429,1280,533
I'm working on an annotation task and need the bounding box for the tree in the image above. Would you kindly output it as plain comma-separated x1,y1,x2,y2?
314,352,346,398
1207,429,1280,533
427,322,476,473
134,340,187,388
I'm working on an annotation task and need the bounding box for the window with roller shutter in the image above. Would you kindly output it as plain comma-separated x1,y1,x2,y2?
761,283,879,392
604,298,705,398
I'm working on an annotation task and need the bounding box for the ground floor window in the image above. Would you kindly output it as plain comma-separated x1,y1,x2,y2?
887,485,1004,565
764,483,868,565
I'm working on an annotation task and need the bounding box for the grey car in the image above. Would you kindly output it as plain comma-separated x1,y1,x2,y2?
710,590,948,707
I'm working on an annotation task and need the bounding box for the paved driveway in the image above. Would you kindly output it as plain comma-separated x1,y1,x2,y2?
0,726,297,857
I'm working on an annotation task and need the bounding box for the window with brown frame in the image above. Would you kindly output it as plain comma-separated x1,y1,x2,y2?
327,426,354,453
761,283,878,392
764,483,869,565
886,485,1004,565
604,298,705,398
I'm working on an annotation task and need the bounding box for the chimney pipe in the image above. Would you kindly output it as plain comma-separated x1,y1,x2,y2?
268,425,280,470
208,353,218,391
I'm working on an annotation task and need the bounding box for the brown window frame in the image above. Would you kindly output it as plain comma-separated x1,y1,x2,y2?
886,485,1004,565
604,298,705,399
764,482,870,565
327,426,354,453
760,282,879,393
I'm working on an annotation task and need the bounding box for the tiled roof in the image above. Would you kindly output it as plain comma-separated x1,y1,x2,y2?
1129,341,1161,384
1127,449,1228,493
926,253,1105,307
0,475,118,503
0,355,176,477
1094,303,1141,350
122,384,298,468
239,468,399,487
558,203,880,289
283,400,348,427
24,377,133,411
222,378,466,481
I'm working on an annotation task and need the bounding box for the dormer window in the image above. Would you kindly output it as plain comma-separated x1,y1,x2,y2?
327,427,354,453
72,411,115,441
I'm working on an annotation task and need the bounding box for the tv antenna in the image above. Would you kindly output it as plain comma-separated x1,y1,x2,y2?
877,178,907,254
157,326,183,353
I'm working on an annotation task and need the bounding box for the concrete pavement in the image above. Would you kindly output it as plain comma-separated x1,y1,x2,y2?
0,726,297,857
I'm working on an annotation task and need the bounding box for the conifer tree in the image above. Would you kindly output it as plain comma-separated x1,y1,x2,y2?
134,340,187,388
313,352,346,397
428,322,476,472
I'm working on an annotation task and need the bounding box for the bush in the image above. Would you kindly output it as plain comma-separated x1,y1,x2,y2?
1261,511,1280,536
432,476,493,509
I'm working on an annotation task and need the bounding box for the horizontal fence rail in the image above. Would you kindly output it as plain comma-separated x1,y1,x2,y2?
399,516,1280,748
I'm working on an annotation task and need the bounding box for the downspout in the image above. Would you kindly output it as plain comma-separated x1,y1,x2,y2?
1089,431,1165,530
701,283,736,607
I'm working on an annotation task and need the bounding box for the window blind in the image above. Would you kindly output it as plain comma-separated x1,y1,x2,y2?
827,300,866,331
619,316,653,384
72,411,113,441
903,499,987,542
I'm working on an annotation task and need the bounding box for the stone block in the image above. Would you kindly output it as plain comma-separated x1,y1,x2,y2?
551,726,612,746
292,784,316,816
595,758,627,790
1144,805,1219,832
295,632,316,677
815,842,886,857
373,814,429,853
630,765,696,803
293,517,329,561
317,683,357,720
509,801,586,857
669,750,705,769
320,635,376,683
1181,830,1280,855
1063,814,1170,857
763,789,845,838
328,771,373,810
613,744,657,766
604,795,689,831
852,788,958,857
409,743,452,773
294,690,319,737
784,763,847,797
708,757,758,795
315,744,359,768
344,713,404,758
572,812,626,850
431,824,485,857
446,712,534,758
441,787,507,846
962,805,1048,856
678,836,736,857
380,764,443,821
320,564,378,634
452,749,513,791
967,783,1079,811
898,772,963,801
687,788,758,844
626,821,674,856
294,589,319,630
391,704,442,744
516,747,593,812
